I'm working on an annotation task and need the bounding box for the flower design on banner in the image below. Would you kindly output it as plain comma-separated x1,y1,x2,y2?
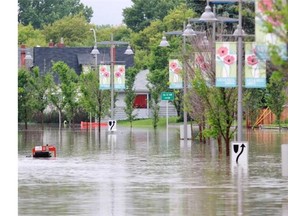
217,47,229,57
169,61,181,74
216,44,236,78
117,66,125,74
115,71,122,78
169,60,182,83
195,54,210,72
114,65,125,89
246,54,260,78
100,65,110,77
247,55,258,66
223,55,235,65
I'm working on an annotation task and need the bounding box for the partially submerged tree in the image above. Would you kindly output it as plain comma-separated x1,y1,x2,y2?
79,68,110,133
18,68,36,129
266,71,287,128
124,67,138,127
51,61,79,127
29,67,50,128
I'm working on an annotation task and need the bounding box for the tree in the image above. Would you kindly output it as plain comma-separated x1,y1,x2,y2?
79,69,110,133
243,89,266,128
191,70,237,156
124,67,138,127
29,67,50,128
123,0,186,32
42,14,94,47
18,23,46,47
18,68,36,129
266,71,287,128
51,61,79,127
46,73,66,128
257,0,288,80
18,0,93,29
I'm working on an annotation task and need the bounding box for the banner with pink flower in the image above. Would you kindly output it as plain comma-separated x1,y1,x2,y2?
114,65,125,90
245,42,266,88
215,42,237,87
99,65,111,90
195,52,210,82
255,0,287,60
169,59,183,89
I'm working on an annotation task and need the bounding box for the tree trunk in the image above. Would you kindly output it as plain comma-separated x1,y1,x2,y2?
225,129,230,157
58,110,62,129
24,107,28,130
41,111,44,130
217,135,222,155
98,116,101,135
199,124,203,142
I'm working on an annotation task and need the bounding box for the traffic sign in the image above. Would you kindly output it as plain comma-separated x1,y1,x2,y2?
108,120,117,132
161,92,174,101
231,142,248,173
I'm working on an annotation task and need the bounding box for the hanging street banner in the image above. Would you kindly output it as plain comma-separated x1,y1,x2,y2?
245,42,266,88
255,0,287,60
195,52,211,83
215,42,237,87
169,59,183,89
99,65,111,90
114,65,125,90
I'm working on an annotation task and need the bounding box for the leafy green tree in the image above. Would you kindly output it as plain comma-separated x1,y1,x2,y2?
124,67,138,127
29,67,50,128
192,71,237,156
266,71,287,128
46,73,66,128
52,61,79,127
18,23,46,47
258,0,288,79
18,0,93,29
79,69,110,133
243,89,266,128
123,0,186,32
42,14,94,47
18,68,36,129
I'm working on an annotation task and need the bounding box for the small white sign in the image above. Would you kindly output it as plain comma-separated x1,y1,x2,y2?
108,120,117,132
231,142,248,172
282,144,288,177
35,146,42,151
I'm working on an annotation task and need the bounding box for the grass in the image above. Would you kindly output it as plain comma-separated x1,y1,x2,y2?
117,117,180,128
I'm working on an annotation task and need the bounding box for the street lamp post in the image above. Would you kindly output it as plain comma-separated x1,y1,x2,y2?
159,23,196,144
235,0,243,142
90,28,100,126
199,0,244,141
90,31,133,123
90,28,100,70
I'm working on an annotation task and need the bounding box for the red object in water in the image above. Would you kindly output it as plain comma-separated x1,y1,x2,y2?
80,121,108,129
32,145,56,157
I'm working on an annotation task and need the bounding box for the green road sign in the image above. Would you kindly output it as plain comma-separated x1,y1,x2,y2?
161,92,174,101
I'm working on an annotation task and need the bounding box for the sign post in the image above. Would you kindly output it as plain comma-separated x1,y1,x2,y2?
161,92,175,140
282,144,288,177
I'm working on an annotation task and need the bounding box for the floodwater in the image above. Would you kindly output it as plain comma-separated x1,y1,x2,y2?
18,125,288,216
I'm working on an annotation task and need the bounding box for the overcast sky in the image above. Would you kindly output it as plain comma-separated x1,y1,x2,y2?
80,0,133,25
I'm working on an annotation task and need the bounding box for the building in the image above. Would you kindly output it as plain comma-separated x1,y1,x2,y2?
18,44,177,120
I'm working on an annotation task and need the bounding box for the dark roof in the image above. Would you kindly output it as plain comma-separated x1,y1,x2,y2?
33,47,134,76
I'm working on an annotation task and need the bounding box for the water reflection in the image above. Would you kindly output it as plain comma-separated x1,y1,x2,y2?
18,126,288,215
